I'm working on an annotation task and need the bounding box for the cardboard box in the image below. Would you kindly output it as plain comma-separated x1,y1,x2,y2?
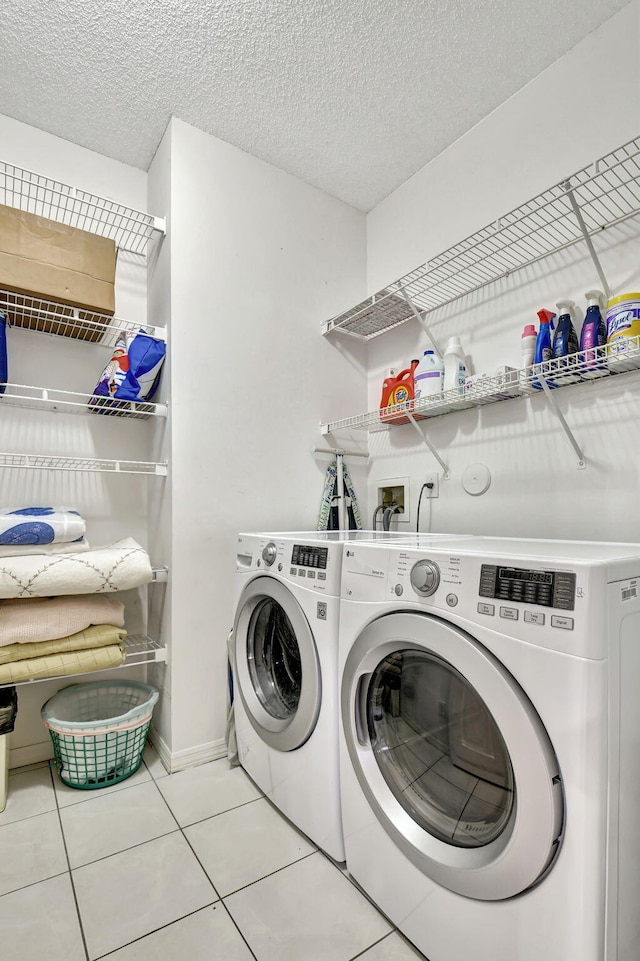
0,204,116,339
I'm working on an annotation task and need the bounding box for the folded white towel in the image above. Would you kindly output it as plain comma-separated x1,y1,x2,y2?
0,595,125,646
0,507,86,546
0,539,90,558
0,538,152,598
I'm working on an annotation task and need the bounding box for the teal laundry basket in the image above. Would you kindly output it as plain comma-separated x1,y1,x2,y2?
42,680,158,789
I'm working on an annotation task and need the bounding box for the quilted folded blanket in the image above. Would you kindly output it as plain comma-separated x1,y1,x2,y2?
0,640,126,683
0,625,127,665
0,538,152,598
0,539,90,558
0,596,125,646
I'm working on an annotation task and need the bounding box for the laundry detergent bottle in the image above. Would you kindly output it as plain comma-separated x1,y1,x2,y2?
532,309,555,389
379,360,419,424
580,290,608,379
552,300,580,384
414,349,443,405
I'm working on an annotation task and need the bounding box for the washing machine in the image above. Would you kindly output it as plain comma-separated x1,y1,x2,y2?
232,530,454,862
338,535,640,961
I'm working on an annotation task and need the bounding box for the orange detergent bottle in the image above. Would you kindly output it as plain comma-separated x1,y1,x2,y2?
379,360,419,424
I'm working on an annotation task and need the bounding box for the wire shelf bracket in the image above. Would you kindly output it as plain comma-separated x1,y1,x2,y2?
536,373,586,469
399,289,442,357
406,413,450,478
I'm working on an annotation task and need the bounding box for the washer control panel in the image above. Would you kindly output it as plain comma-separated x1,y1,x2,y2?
291,544,328,570
479,564,576,611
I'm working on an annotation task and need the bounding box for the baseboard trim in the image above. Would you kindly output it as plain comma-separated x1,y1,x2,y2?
9,740,53,770
148,727,227,774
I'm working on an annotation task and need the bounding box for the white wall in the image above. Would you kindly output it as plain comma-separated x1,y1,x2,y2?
149,118,367,763
0,114,153,766
360,1,640,544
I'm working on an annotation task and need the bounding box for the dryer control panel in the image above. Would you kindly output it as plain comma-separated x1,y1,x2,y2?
479,565,576,611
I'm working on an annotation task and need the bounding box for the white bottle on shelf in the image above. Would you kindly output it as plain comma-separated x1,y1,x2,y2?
521,324,537,368
414,350,443,399
442,337,467,392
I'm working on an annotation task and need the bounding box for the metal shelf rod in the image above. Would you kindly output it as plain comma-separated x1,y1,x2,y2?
537,375,586,469
564,181,611,299
406,413,450,478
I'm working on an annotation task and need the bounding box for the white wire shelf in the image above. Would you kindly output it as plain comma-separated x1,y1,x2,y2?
0,290,166,346
0,453,168,475
323,135,640,339
321,338,640,434
0,382,168,419
0,635,167,690
0,159,165,255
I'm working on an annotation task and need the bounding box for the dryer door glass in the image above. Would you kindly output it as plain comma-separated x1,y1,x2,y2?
367,650,514,847
248,598,302,720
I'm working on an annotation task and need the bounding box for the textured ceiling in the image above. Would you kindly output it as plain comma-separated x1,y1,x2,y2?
0,0,631,210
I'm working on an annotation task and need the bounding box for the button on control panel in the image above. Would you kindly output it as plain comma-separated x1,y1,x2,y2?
500,606,519,620
477,602,495,616
551,615,574,630
524,611,545,625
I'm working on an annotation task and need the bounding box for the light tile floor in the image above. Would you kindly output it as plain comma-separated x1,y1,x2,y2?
0,747,427,961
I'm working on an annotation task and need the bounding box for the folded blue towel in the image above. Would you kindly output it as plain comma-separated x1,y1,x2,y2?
0,507,86,546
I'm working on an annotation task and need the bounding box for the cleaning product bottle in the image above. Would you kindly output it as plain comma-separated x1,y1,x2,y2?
442,337,467,398
379,360,419,424
552,300,580,384
414,349,443,405
580,290,608,379
521,324,537,368
532,309,555,389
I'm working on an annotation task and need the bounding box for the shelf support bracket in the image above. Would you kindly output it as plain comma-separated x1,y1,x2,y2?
406,413,450,478
537,375,586,469
398,289,442,357
564,180,611,299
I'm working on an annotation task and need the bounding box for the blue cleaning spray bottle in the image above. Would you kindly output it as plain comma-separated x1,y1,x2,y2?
580,290,608,379
532,309,555,389
552,300,580,384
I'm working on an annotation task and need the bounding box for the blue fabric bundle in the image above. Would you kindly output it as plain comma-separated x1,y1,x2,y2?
0,507,86,546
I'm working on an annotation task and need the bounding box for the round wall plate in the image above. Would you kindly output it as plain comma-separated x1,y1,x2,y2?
462,463,491,496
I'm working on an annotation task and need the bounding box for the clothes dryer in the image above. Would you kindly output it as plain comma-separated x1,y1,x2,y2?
338,535,640,961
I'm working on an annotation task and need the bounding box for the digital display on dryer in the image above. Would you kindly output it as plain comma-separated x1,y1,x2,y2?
291,545,328,569
479,564,576,610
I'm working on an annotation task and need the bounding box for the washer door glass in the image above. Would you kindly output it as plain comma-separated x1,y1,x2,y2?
342,611,564,900
249,597,302,720
368,649,514,848
234,577,322,752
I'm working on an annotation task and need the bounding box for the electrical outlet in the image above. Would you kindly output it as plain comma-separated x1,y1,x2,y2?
424,473,439,498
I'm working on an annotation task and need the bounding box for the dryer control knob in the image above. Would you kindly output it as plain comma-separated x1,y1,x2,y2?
262,543,277,566
410,560,440,596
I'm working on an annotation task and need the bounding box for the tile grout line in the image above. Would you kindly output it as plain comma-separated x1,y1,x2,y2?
90,900,221,961
152,777,261,961
49,762,91,961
